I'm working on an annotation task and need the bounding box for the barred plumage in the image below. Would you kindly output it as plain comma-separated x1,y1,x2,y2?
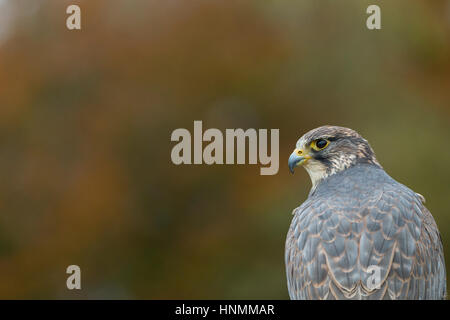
286,126,446,300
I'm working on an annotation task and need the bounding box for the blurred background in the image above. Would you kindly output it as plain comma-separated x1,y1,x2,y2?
0,0,449,299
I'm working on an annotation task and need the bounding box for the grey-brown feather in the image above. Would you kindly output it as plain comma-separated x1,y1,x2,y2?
286,163,446,300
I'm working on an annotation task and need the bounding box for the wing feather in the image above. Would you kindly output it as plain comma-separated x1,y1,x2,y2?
286,184,446,300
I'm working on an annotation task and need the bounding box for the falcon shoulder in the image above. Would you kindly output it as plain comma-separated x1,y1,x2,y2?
285,170,446,300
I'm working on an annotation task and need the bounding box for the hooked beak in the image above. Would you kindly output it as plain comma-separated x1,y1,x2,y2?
288,149,310,173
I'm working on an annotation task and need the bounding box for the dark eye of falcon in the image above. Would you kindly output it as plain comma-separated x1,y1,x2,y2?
313,139,329,150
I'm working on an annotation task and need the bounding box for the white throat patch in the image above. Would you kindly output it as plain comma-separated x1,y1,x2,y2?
303,160,328,190
303,153,357,191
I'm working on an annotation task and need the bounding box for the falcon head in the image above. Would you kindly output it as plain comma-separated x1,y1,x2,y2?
289,126,381,186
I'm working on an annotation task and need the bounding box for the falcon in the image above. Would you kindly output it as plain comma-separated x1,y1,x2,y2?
286,126,446,299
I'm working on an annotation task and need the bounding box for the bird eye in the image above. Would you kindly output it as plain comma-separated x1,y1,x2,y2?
312,139,329,150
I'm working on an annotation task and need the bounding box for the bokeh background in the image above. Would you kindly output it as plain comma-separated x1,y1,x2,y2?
0,0,449,299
